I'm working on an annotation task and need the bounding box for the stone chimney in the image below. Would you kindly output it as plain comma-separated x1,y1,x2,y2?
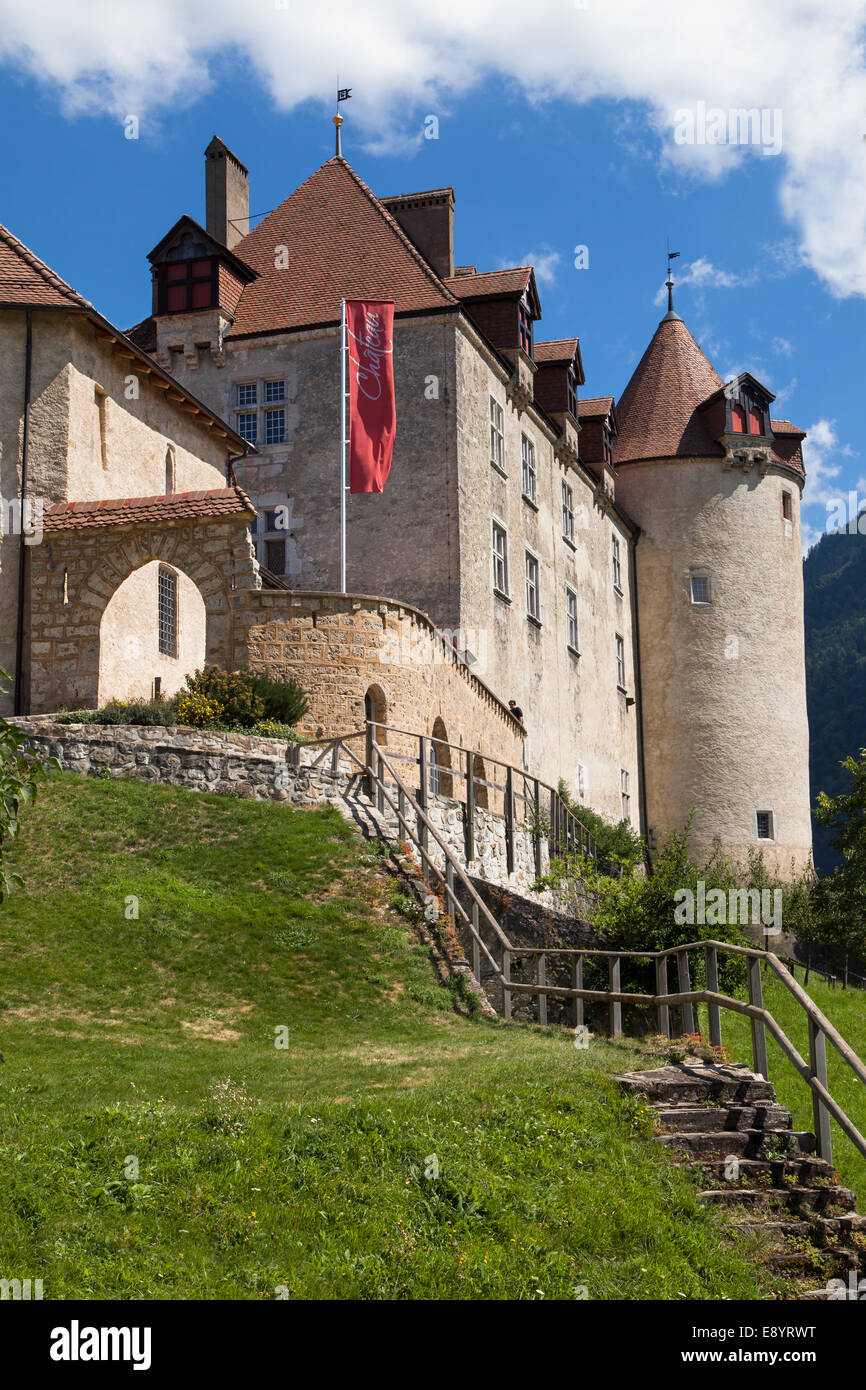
205,136,249,250
381,188,454,279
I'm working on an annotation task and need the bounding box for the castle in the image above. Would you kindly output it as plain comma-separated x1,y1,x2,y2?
0,135,812,876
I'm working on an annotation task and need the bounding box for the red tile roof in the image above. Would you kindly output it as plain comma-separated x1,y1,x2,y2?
227,158,457,337
616,316,724,463
770,419,806,436
534,338,580,363
442,267,533,300
0,224,92,309
578,396,615,418
43,488,255,532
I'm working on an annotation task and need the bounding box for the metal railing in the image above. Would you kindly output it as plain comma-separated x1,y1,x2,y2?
288,727,866,1170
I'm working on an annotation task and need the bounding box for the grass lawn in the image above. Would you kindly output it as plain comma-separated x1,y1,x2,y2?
697,972,866,1203
0,773,773,1300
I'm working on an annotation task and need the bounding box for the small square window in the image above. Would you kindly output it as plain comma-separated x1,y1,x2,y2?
562,481,575,542
236,412,257,444
237,383,257,408
489,396,505,472
566,586,579,653
265,380,285,404
265,538,286,575
525,551,540,621
521,434,537,504
492,522,509,596
612,533,623,592
265,409,285,445
756,810,775,841
690,574,710,604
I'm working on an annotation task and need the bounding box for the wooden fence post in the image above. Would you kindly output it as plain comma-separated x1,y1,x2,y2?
808,1019,833,1163
748,955,769,1080
504,765,515,876
533,779,543,881
465,749,476,864
655,955,670,1038
445,860,455,926
417,737,429,877
364,722,374,799
572,955,584,1029
538,953,547,1026
502,949,512,1021
471,902,481,982
704,945,722,1049
376,748,385,814
677,950,696,1036
609,955,622,1038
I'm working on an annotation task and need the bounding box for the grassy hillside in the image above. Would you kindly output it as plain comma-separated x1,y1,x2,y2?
0,774,771,1300
804,525,866,874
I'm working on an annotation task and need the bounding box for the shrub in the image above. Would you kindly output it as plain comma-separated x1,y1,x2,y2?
176,692,223,729
182,668,265,727
248,671,308,726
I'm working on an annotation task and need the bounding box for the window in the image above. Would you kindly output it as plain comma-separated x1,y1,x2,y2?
603,423,613,467
157,567,177,657
265,538,286,575
615,633,626,691
562,481,575,542
567,370,579,420
566,586,579,653
525,551,540,622
748,405,764,436
521,434,537,504
782,490,793,521
160,257,215,314
489,396,505,473
265,380,285,404
621,768,631,823
690,574,710,604
577,763,586,800
518,300,533,356
265,408,285,445
236,412,257,444
731,403,747,433
492,521,509,596
237,383,257,409
612,533,623,592
164,446,175,496
756,810,775,842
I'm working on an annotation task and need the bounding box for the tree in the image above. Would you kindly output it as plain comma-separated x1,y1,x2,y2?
813,749,866,987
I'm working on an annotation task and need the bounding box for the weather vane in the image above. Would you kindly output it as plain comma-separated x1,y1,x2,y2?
665,239,681,314
333,82,352,157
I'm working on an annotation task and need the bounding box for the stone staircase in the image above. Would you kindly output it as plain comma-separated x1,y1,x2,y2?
615,1058,866,1298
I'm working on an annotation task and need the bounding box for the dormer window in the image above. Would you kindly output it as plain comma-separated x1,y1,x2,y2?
748,406,764,435
567,369,579,420
727,385,769,438
158,257,217,314
731,403,747,433
518,300,533,357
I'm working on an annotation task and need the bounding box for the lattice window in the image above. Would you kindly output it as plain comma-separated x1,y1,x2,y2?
158,567,177,657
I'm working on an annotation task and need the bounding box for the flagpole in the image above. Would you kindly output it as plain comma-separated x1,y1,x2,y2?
340,297,347,593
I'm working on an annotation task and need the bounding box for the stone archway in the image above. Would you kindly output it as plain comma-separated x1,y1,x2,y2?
28,498,258,714
98,560,207,704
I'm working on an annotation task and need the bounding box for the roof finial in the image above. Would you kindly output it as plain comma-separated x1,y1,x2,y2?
663,240,682,321
334,82,352,158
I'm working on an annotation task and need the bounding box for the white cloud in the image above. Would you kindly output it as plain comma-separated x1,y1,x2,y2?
503,248,560,287
771,336,793,357
2,1,866,295
802,418,846,513
653,257,754,307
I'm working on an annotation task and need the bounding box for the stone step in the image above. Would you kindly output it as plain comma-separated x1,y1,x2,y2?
736,1212,866,1239
615,1062,775,1105
684,1155,837,1183
657,1128,815,1158
699,1184,857,1214
653,1101,792,1134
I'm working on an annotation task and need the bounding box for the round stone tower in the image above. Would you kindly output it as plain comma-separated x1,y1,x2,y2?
613,297,812,879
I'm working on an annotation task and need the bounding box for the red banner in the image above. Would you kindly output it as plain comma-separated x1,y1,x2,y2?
346,299,396,493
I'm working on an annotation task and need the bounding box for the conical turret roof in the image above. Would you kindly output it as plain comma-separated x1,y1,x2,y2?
615,314,724,464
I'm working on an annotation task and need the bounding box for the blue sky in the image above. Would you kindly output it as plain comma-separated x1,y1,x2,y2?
1,2,863,552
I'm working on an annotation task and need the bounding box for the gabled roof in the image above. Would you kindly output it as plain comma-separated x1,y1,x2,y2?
0,224,93,310
616,315,724,464
771,419,806,437
227,157,458,338
147,214,258,283
534,338,579,363
577,395,615,417
43,487,255,532
442,266,541,318
698,371,776,412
